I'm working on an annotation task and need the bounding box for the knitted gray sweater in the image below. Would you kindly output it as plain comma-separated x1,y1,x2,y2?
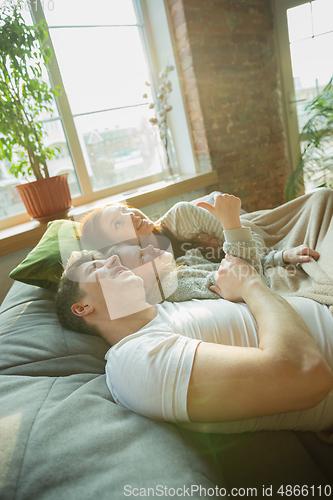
165,238,266,302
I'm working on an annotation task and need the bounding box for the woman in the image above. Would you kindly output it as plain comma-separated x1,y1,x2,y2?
79,192,305,268
79,191,267,261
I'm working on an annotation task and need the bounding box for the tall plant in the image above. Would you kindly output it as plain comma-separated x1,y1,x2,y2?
0,2,60,181
285,77,333,201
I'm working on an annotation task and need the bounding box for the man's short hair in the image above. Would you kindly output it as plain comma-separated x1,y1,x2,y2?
56,250,103,337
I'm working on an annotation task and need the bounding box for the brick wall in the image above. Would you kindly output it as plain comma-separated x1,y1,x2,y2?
167,0,290,211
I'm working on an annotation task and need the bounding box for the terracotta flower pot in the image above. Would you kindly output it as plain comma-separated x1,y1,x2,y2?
16,173,72,223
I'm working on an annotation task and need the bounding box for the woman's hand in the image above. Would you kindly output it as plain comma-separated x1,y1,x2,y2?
282,244,320,264
196,193,242,230
209,254,262,302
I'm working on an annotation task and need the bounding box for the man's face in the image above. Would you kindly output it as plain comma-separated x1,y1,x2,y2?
116,243,174,278
74,254,136,283
113,241,178,302
71,254,146,320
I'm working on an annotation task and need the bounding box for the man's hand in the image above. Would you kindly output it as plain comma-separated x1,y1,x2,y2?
196,193,242,230
209,254,262,302
282,244,320,264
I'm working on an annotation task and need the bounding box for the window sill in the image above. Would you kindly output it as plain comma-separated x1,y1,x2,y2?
0,171,218,257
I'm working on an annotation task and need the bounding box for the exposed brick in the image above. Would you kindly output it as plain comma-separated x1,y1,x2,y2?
175,22,188,40
175,35,189,52
170,0,183,17
166,0,289,206
180,55,193,72
193,130,206,141
179,45,191,61
184,85,197,99
186,100,199,115
172,9,186,28
192,118,205,130
194,140,209,153
189,110,203,122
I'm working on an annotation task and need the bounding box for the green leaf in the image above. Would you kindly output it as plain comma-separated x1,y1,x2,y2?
285,75,333,199
0,4,59,180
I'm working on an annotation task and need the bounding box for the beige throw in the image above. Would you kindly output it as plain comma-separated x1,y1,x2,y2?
241,188,333,443
240,188,333,315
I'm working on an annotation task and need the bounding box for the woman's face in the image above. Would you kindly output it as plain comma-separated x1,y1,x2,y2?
116,244,174,286
98,205,155,244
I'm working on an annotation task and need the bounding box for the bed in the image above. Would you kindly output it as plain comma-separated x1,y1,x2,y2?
1,281,333,499
1,191,333,499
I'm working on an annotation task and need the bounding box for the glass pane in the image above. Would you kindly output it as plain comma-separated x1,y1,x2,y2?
43,120,81,197
49,26,150,115
42,0,137,26
0,160,26,220
290,37,318,131
313,32,333,87
15,3,33,24
294,85,320,130
290,37,317,131
287,3,312,43
290,38,315,81
74,106,164,192
288,2,333,134
312,0,333,36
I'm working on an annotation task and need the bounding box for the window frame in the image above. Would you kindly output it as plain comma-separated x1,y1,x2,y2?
273,0,333,179
0,0,199,230
273,0,307,176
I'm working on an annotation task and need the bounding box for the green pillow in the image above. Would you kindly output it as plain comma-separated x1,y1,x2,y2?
9,219,83,292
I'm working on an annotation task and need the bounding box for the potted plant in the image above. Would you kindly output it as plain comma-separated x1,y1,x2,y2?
0,2,71,222
285,77,333,201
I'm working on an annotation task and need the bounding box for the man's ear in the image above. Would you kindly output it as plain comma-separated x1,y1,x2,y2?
71,303,95,317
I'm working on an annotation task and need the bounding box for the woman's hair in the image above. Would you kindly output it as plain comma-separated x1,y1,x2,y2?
155,223,221,262
55,250,103,337
152,224,185,259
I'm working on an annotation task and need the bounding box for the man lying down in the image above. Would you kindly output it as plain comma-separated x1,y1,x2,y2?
55,246,333,436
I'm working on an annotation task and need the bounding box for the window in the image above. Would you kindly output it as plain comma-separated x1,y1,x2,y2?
0,0,198,230
273,0,333,191
287,0,333,130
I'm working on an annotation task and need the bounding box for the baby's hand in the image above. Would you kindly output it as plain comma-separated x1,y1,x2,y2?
282,244,320,264
197,193,242,230
209,254,260,302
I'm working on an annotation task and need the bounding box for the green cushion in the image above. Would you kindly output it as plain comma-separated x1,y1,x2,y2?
9,219,83,292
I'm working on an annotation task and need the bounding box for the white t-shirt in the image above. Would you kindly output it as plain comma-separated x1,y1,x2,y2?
105,297,333,434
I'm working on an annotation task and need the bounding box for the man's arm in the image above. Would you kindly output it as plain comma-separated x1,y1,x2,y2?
187,255,333,423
